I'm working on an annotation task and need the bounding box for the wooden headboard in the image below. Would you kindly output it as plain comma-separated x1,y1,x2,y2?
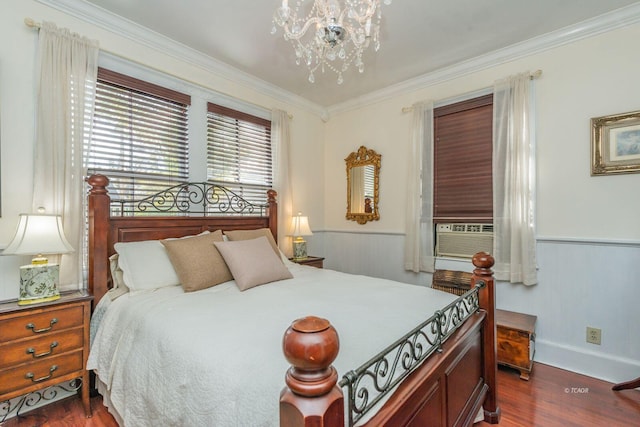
86,174,278,306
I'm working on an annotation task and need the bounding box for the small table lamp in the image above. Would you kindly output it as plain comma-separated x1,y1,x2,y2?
290,212,313,260
3,213,74,305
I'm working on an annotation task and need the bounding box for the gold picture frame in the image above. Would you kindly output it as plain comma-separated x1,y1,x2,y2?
591,110,640,176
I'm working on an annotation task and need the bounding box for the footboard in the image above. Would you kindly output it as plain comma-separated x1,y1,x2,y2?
280,253,500,427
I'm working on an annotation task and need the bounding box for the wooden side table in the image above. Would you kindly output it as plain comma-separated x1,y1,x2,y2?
289,256,324,269
496,309,536,380
0,291,93,419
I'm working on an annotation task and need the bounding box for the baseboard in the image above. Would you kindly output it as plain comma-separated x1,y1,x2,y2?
535,339,640,384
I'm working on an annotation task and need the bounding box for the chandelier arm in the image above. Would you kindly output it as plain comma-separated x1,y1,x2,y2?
347,3,377,23
282,16,323,40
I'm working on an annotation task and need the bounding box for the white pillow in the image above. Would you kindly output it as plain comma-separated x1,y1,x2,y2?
114,231,210,292
213,236,293,291
107,254,129,300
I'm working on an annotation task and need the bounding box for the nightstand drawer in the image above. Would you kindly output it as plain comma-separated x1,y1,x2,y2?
0,328,84,369
0,349,83,396
0,305,84,342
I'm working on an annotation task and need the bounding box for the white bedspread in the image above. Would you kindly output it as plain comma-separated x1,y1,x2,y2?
88,263,456,427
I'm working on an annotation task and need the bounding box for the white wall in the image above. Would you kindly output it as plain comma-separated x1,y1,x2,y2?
0,0,325,299
321,22,640,383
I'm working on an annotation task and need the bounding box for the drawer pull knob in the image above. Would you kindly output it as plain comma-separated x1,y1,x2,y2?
26,318,58,333
26,341,59,358
25,365,58,383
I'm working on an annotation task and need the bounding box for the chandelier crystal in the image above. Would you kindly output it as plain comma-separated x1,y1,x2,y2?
271,0,392,84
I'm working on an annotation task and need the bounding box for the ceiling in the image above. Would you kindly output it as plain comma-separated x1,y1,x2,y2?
80,0,640,107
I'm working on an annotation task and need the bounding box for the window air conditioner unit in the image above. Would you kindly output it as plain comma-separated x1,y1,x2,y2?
435,223,493,258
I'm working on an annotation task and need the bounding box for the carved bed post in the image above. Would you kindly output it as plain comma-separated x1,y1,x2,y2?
472,252,501,424
280,316,344,427
87,174,111,307
267,189,278,243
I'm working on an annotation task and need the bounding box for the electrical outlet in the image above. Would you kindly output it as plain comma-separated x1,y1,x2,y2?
586,327,601,345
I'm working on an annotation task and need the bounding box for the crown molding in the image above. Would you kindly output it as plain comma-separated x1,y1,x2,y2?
327,2,640,116
35,0,329,119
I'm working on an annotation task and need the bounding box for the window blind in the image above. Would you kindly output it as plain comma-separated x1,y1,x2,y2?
206,103,272,206
85,68,190,203
433,94,493,222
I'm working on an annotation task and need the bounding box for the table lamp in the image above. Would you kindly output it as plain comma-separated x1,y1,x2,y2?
2,213,74,305
290,212,313,260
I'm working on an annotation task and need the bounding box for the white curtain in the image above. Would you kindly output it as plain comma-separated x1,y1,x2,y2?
493,72,538,285
271,109,294,257
32,22,99,289
404,101,435,273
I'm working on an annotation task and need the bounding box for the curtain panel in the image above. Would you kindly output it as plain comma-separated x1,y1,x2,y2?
404,101,435,273
271,109,294,258
492,72,538,285
32,22,99,289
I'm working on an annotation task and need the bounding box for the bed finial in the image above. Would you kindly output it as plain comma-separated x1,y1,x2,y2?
472,251,501,424
87,174,111,306
280,316,344,426
87,174,109,194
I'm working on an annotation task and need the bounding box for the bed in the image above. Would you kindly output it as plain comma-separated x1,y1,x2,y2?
86,174,500,426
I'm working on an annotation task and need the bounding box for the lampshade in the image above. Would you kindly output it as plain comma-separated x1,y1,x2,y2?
290,214,313,237
3,213,74,305
289,213,312,261
3,214,74,257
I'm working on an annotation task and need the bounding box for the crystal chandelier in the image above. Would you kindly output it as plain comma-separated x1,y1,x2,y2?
271,0,392,84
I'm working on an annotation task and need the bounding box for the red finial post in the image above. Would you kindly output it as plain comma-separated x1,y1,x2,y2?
86,174,110,306
267,189,278,243
472,252,501,423
280,316,344,427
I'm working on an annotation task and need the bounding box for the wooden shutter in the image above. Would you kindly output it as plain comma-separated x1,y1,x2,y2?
86,68,190,202
206,103,272,205
433,94,493,222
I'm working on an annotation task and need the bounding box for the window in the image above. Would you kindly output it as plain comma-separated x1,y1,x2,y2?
206,103,273,206
433,94,493,223
433,94,493,258
85,68,190,203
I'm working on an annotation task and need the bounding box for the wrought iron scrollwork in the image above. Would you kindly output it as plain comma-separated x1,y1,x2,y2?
111,182,269,216
0,379,82,422
339,283,483,427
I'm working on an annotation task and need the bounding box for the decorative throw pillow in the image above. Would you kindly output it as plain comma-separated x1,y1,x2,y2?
113,231,210,292
161,230,232,292
213,236,293,291
224,228,282,261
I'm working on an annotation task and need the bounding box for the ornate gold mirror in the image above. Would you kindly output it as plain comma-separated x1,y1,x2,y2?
346,146,381,224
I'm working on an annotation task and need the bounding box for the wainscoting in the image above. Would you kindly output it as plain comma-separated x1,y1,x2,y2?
313,231,640,384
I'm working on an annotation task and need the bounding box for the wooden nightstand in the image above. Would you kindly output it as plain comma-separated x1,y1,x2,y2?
289,256,324,268
496,309,536,380
0,291,93,418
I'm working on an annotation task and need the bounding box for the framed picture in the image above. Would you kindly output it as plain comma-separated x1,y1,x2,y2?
591,110,640,176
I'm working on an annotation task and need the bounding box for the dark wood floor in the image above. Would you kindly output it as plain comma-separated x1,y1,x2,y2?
2,363,639,426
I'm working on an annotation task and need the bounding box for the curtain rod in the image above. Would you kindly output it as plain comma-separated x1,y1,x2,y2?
23,17,293,120
401,69,543,113
24,17,40,28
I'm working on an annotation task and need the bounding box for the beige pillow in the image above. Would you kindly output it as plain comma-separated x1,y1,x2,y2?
161,230,232,292
213,236,293,291
224,228,281,261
